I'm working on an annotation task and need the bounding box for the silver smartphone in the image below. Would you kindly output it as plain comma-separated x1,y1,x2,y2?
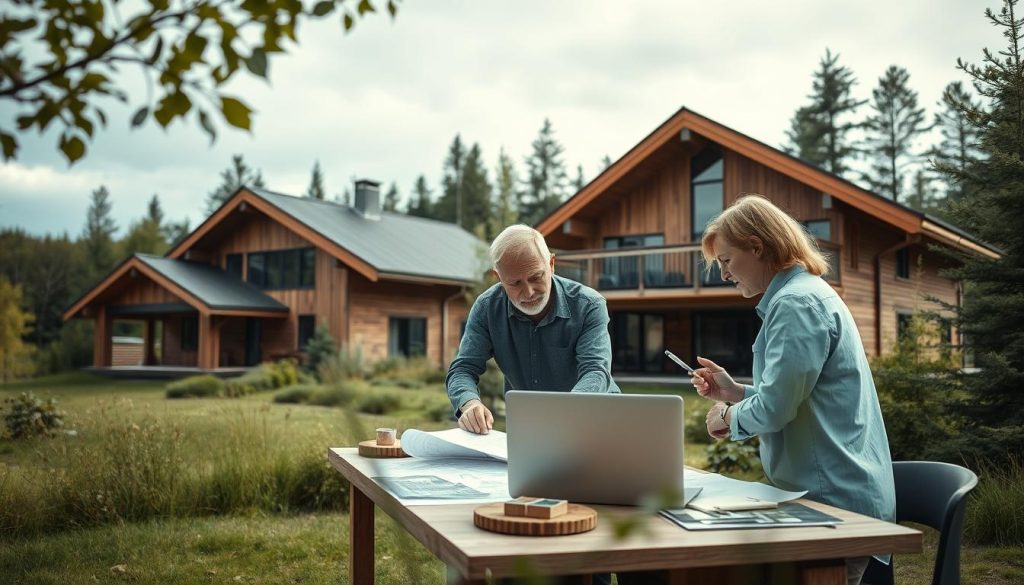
664,350,695,373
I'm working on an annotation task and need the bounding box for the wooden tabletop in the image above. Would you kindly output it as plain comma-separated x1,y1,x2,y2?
328,447,921,580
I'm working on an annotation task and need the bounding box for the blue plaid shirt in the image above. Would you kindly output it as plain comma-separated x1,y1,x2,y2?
447,275,620,415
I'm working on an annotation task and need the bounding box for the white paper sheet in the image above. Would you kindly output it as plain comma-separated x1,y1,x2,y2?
348,452,510,506
400,428,508,462
682,469,806,509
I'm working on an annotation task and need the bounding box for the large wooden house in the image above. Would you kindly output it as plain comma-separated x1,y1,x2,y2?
537,108,998,377
64,182,481,373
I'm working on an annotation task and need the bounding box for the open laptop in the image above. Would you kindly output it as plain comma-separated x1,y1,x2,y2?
506,391,696,506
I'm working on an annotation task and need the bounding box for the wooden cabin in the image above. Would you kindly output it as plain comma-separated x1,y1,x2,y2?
536,108,998,377
64,181,481,373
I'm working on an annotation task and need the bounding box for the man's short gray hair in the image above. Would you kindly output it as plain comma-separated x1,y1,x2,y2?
489,224,551,268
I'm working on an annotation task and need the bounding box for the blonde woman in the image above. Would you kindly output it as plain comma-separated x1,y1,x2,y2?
692,194,894,585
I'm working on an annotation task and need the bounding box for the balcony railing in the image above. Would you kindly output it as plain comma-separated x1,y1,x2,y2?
554,243,733,294
556,241,843,294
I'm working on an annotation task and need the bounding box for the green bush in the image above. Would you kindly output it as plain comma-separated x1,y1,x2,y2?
304,324,337,381
224,360,299,398
685,402,712,445
424,398,455,422
2,392,67,439
477,359,504,412
165,375,225,399
356,391,403,415
272,384,319,404
966,456,1024,546
705,437,760,474
318,344,370,383
309,382,359,407
370,377,423,389
872,314,961,461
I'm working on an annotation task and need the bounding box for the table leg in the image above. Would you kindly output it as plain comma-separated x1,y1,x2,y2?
350,484,374,585
798,560,846,585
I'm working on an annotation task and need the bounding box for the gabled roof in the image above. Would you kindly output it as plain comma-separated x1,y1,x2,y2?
63,254,287,320
167,187,484,285
536,107,999,259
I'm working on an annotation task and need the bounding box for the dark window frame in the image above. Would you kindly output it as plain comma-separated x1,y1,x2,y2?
896,248,911,280
246,247,316,290
181,315,198,352
690,144,724,241
225,253,243,279
297,314,316,351
388,316,427,358
802,219,832,242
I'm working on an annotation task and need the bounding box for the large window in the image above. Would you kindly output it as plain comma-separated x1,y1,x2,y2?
225,253,243,279
389,317,426,357
181,315,198,351
802,219,832,241
600,234,675,289
691,145,723,240
247,247,316,290
896,249,911,279
693,310,758,377
297,315,315,350
610,312,664,373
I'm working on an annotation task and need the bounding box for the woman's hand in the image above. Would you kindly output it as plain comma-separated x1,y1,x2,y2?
691,356,745,403
705,401,731,440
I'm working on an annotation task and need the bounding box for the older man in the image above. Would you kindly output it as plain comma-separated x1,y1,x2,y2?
447,224,619,434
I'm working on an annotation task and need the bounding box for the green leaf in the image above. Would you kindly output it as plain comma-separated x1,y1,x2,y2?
357,0,375,15
96,108,108,127
244,48,267,78
76,115,94,138
220,96,252,130
343,12,354,31
16,116,33,131
0,131,17,160
131,107,149,128
198,110,216,144
59,134,85,164
387,0,397,17
312,1,335,17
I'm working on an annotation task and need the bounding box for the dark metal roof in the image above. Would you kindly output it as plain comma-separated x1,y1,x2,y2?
136,254,288,312
250,187,485,283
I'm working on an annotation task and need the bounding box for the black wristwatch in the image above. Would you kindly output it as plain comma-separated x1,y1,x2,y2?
721,402,733,422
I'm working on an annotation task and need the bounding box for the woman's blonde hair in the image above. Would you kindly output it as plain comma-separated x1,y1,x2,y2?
700,194,829,276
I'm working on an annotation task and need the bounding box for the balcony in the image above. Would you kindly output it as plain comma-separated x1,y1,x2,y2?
554,241,842,299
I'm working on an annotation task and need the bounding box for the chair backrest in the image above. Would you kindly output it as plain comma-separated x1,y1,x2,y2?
863,461,979,585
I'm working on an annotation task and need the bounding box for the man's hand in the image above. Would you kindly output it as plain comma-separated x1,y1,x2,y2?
705,401,731,440
457,399,494,434
691,356,744,403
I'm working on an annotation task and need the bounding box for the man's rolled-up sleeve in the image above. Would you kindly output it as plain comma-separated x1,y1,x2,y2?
730,294,829,440
571,298,618,393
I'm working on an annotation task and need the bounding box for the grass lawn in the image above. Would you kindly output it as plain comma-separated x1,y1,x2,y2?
1,374,1021,584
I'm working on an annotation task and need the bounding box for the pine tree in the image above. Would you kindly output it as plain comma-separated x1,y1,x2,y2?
206,154,265,213
520,118,568,225
121,194,168,256
862,65,929,202
162,219,191,249
305,160,327,200
458,143,492,232
82,186,118,277
937,0,1024,463
784,49,866,177
434,134,467,225
383,182,400,212
599,155,612,171
487,148,520,239
406,175,433,218
904,170,939,213
930,82,984,203
571,164,586,193
0,276,35,383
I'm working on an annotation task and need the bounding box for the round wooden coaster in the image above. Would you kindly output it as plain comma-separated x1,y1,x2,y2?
473,503,597,536
357,439,409,458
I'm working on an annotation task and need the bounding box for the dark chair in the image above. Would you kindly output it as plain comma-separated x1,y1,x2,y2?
862,461,978,585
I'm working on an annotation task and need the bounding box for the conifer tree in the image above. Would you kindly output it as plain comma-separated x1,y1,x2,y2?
206,154,265,213
406,175,433,218
487,149,520,239
520,119,568,225
82,186,118,277
383,182,400,212
121,194,168,256
306,160,327,200
0,277,35,383
458,143,493,232
599,155,613,171
784,49,866,177
930,82,983,203
571,164,586,193
938,0,1024,463
434,135,467,225
862,65,928,201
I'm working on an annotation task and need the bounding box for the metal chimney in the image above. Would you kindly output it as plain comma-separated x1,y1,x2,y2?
353,179,381,220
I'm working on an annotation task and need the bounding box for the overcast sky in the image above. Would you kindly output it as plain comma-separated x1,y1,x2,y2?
0,0,1003,238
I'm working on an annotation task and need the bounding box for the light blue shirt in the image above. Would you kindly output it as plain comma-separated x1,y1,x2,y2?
729,266,896,525
447,275,620,415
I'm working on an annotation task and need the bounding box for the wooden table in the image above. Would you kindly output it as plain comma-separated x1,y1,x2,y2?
328,448,921,585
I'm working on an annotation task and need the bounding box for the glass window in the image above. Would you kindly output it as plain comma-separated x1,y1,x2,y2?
693,310,757,377
282,249,301,289
266,251,283,289
691,145,723,239
610,312,664,373
297,315,315,350
897,312,913,340
247,253,266,288
181,315,198,351
389,317,427,357
226,253,243,279
300,248,316,288
896,249,911,279
803,220,832,241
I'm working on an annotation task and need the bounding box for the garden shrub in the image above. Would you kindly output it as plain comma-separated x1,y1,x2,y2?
165,375,225,399
309,382,359,407
304,324,337,381
356,391,402,415
273,384,319,404
684,403,712,445
705,437,761,474
224,359,299,398
966,456,1024,546
318,344,370,383
2,391,67,439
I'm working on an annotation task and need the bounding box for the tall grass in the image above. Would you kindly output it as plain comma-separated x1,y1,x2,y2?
0,400,353,537
966,456,1024,546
